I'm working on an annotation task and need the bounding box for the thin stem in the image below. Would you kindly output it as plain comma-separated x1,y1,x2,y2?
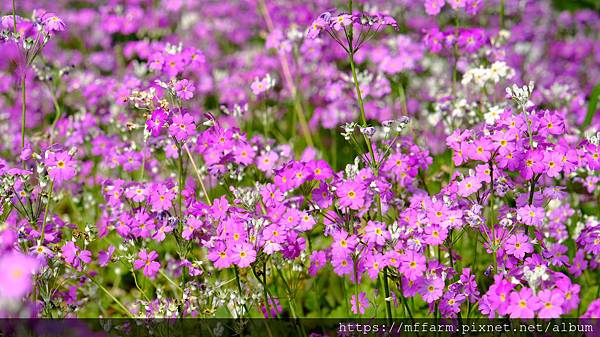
348,51,376,165
48,88,62,143
383,267,392,321
177,144,184,216
39,180,54,245
183,143,212,206
257,0,314,148
353,257,360,317
234,266,249,316
21,74,26,151
85,272,134,318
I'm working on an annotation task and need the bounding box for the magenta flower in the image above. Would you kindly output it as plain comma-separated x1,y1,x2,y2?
505,233,533,260
425,0,445,15
231,242,256,268
42,13,66,33
520,150,545,180
336,180,366,210
45,151,77,183
400,250,426,281
207,241,232,269
134,249,160,278
507,287,541,318
169,113,196,142
146,108,168,136
309,250,326,276
364,221,390,246
174,79,195,100
350,292,369,315
543,151,563,177
331,230,357,256
0,251,39,299
98,246,115,267
457,176,482,197
332,254,353,276
517,205,545,227
331,14,353,31
419,277,444,303
62,241,92,271
537,289,564,318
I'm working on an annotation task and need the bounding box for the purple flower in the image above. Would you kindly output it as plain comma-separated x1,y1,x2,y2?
537,289,564,318
45,151,77,183
350,292,369,315
419,277,444,303
169,113,196,142
231,242,256,268
146,109,168,136
62,241,92,271
425,0,445,15
505,233,533,260
400,250,426,281
0,251,39,299
507,287,541,318
174,79,195,100
134,249,160,278
42,13,66,33
517,205,545,227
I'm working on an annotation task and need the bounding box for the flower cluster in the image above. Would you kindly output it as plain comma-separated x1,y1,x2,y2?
0,0,599,323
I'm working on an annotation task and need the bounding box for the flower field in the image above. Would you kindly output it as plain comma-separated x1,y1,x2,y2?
1,0,600,323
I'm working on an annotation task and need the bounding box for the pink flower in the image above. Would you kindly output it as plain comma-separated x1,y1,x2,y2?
146,108,168,136
331,14,353,31
507,287,541,318
336,180,366,210
537,289,564,318
233,144,256,165
505,233,533,260
364,221,390,246
174,79,195,100
257,151,278,173
208,241,232,269
543,151,563,178
425,0,445,15
42,14,66,33
419,277,444,303
309,250,327,276
331,230,357,256
231,242,256,268
517,205,544,227
149,184,175,212
45,151,77,183
134,249,160,278
169,113,196,142
350,292,369,314
62,241,92,271
0,251,39,299
98,246,115,267
448,0,466,10
400,250,426,281
457,176,482,197
520,150,545,180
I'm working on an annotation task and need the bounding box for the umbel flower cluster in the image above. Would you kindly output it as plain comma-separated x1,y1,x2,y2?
0,0,599,322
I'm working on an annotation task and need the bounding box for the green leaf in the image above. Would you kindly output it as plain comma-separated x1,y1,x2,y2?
582,81,600,130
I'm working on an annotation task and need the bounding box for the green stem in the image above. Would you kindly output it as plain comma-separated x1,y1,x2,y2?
177,145,184,216
39,180,54,245
348,51,376,165
85,272,134,318
500,0,505,30
48,89,62,143
383,267,392,321
234,266,249,316
21,74,26,151
353,257,360,317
